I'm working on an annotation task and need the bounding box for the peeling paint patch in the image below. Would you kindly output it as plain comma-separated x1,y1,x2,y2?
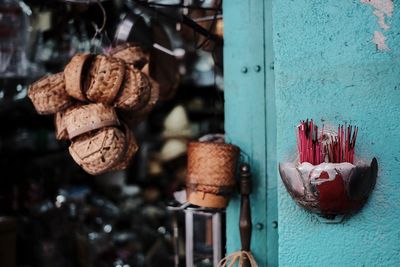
361,0,393,50
373,9,391,30
373,31,390,51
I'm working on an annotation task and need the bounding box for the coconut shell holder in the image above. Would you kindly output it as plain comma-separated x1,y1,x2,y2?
28,44,159,175
279,120,378,222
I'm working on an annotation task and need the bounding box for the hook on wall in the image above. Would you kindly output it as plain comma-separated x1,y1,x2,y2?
93,0,107,35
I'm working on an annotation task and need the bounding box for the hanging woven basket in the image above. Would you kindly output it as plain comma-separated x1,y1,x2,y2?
27,40,169,175
69,127,126,175
112,124,139,171
54,104,81,140
85,55,125,104
119,77,160,125
113,65,151,111
63,103,120,139
64,53,93,101
109,43,149,69
28,72,73,115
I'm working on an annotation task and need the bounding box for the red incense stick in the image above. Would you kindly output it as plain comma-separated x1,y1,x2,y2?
297,120,358,164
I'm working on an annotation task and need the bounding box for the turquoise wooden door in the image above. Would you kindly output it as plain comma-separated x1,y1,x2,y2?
224,1,278,266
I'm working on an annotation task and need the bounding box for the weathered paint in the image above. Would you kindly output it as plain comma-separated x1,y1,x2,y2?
361,0,393,29
361,0,394,49
274,0,400,266
224,0,278,266
373,30,390,51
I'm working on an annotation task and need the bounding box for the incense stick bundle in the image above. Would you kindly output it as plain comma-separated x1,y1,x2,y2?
297,120,358,164
297,119,324,165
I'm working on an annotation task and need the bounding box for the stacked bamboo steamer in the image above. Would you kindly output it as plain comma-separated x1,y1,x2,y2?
28,43,159,175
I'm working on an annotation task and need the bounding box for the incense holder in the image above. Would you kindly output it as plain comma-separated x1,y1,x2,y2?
279,158,378,219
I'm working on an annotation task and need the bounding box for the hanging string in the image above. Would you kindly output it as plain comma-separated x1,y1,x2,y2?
217,251,259,267
96,0,106,33
90,0,107,53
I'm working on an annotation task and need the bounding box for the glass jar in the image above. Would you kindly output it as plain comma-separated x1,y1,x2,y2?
0,0,29,77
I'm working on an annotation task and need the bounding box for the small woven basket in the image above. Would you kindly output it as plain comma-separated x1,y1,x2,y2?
55,111,68,140
119,77,160,125
69,127,126,175
113,65,151,111
28,72,73,115
109,43,149,69
186,141,240,208
85,55,125,104
54,104,81,140
112,124,139,171
64,53,93,101
64,103,120,139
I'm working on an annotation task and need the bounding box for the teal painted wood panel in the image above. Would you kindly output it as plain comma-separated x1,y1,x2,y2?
273,0,400,266
224,0,278,266
263,0,278,265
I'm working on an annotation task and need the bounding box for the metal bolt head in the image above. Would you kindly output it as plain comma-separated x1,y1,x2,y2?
240,163,250,173
269,62,274,70
272,221,278,229
255,223,264,231
254,65,261,72
241,67,248,73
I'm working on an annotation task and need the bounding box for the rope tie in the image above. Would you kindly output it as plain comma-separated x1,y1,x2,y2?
217,251,258,267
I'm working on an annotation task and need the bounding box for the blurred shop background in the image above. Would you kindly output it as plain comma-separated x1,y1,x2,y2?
0,0,224,266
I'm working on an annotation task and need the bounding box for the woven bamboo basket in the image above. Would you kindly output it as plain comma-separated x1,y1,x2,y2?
28,72,73,115
186,141,240,208
85,55,125,104
64,53,93,101
54,104,81,140
112,125,139,171
69,127,126,175
64,103,120,139
113,65,151,111
55,111,68,140
119,78,160,126
109,43,148,69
